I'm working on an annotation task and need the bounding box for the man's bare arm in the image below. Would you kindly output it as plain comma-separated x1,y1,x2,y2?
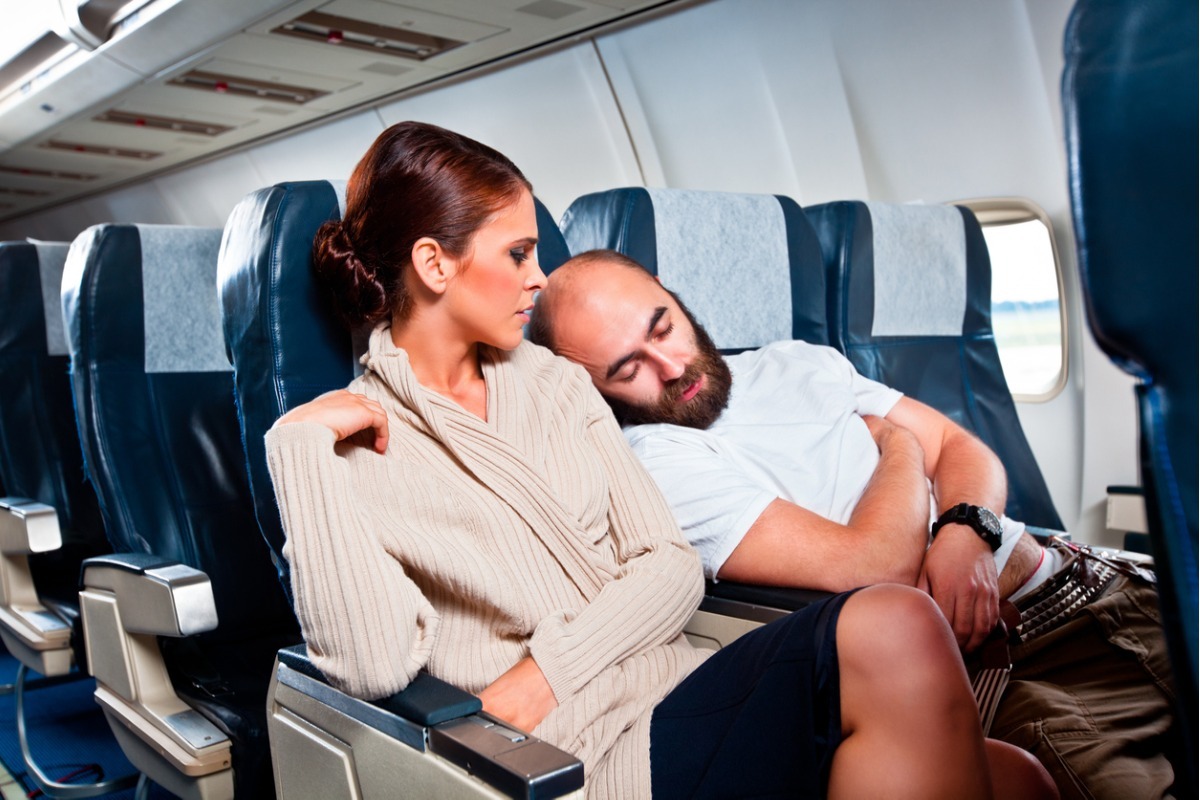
885,396,1009,651
717,416,929,592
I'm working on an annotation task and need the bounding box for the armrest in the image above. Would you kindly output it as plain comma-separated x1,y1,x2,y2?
0,498,62,554
273,644,585,798
1024,525,1069,544
81,554,218,637
702,579,829,621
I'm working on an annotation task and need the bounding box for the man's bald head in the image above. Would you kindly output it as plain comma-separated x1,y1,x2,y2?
528,249,656,353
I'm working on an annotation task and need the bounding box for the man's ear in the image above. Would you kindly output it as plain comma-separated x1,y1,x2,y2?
410,237,453,294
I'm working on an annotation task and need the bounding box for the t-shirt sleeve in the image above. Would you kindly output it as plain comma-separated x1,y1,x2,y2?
812,342,904,418
625,428,776,580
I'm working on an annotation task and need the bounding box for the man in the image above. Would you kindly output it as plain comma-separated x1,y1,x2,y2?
529,249,1179,800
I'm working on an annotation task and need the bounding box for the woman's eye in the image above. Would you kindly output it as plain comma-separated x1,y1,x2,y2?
510,248,529,264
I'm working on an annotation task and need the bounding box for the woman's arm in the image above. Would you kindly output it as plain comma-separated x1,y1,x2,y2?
267,390,439,699
527,384,705,705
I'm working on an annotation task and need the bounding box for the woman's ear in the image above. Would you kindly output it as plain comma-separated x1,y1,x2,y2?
410,237,453,294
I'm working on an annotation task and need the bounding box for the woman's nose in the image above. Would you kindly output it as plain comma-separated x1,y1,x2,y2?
527,257,547,291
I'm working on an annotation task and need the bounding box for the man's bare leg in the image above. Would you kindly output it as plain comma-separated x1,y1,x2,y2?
829,585,1053,799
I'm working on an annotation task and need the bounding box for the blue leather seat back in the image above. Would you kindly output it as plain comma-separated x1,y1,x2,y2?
61,224,296,641
218,180,570,594
807,200,1064,530
0,241,108,601
1062,0,1197,762
559,187,828,351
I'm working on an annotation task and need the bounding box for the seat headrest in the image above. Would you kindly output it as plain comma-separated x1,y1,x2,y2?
559,187,828,350
0,241,69,358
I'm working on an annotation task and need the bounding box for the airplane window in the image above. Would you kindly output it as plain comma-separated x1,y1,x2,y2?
958,199,1067,402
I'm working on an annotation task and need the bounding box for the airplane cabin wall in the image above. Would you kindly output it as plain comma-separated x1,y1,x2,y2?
0,0,1139,545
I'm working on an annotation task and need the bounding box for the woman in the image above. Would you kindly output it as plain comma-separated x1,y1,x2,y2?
266,121,1054,799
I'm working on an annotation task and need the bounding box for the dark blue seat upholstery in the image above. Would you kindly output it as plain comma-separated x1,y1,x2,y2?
560,187,829,350
218,180,571,595
62,223,300,798
0,240,131,799
806,200,1065,531
0,241,108,614
1062,0,1197,779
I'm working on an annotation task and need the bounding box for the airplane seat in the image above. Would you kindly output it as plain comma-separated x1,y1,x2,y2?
557,187,833,640
61,223,302,800
218,180,583,799
1061,0,1197,783
0,239,134,799
805,200,1065,532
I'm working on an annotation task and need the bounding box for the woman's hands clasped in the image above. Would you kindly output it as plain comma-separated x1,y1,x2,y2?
479,656,559,734
277,389,390,453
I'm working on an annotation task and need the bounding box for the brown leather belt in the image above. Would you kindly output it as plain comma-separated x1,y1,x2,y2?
1016,535,1155,633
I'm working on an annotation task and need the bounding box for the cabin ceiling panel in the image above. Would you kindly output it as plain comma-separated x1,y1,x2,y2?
0,0,684,225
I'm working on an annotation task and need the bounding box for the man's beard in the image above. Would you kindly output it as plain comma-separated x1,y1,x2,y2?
606,313,732,430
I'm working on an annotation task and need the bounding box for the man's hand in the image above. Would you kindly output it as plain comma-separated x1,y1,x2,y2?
478,656,558,734
918,524,999,652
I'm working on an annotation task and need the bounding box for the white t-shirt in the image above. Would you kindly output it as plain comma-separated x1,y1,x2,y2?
625,340,1031,581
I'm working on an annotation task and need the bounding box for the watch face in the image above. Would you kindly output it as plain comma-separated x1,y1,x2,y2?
974,506,1002,536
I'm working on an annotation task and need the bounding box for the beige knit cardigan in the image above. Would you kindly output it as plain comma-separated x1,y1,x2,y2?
265,324,709,798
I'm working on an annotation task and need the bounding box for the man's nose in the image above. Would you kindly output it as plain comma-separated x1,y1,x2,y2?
647,347,685,381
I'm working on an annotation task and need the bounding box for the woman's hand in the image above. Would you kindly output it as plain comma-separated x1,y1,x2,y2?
276,389,390,453
478,656,558,734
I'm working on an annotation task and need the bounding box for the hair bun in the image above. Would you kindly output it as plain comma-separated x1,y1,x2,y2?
312,220,388,327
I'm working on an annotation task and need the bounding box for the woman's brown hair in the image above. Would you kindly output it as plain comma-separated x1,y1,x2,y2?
312,121,532,327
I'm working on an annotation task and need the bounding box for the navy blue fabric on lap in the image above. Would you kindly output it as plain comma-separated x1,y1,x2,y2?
649,590,854,799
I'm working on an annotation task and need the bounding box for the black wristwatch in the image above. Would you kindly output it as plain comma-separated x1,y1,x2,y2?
931,503,1003,552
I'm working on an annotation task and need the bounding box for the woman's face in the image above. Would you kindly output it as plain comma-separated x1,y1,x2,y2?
447,189,546,351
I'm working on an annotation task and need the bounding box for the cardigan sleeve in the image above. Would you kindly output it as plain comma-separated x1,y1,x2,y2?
528,379,704,702
265,419,439,700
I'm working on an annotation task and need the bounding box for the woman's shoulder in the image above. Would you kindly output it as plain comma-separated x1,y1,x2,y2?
510,340,592,385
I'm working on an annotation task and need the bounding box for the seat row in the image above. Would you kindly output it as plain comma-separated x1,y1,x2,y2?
0,182,1061,799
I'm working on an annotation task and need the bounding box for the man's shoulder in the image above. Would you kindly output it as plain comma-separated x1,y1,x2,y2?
623,420,718,458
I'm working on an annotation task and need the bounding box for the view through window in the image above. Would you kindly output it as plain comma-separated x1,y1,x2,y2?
961,200,1066,400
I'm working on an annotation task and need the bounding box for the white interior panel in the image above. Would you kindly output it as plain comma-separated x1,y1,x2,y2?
594,1,870,203
153,153,267,229
246,110,386,186
376,43,641,219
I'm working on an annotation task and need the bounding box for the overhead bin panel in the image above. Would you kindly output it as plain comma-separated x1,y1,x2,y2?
0,51,140,149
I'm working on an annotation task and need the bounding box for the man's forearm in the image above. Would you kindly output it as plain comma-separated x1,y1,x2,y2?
849,421,932,583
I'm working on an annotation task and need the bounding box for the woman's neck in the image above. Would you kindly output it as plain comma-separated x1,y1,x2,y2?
390,313,488,419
